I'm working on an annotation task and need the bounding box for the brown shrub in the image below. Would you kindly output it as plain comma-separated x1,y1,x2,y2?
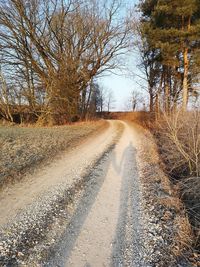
173,215,194,256
154,110,200,252
108,111,153,126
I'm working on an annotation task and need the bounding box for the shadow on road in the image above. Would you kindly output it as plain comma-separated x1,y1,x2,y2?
111,142,144,267
44,141,144,267
112,142,133,174
44,149,113,267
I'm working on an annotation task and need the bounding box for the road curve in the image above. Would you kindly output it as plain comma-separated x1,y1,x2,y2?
0,121,145,267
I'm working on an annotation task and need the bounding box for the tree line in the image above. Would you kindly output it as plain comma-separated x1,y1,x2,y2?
1,0,199,125
0,0,130,124
137,0,200,115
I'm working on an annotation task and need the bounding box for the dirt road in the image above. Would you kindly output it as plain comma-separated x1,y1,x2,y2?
0,121,145,266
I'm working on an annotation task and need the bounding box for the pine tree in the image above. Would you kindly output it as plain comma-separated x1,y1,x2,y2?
139,0,200,111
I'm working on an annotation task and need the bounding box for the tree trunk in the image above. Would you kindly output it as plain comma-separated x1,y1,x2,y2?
149,85,154,113
149,94,154,112
155,93,159,121
81,85,93,120
155,71,163,118
182,15,191,111
182,47,189,111
80,88,87,119
107,102,110,112
165,83,170,114
164,67,170,114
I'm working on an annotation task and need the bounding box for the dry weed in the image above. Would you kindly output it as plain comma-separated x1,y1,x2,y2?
153,110,200,254
173,215,194,256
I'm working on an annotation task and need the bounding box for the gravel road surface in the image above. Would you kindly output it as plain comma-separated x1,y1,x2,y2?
0,121,149,266
46,121,144,267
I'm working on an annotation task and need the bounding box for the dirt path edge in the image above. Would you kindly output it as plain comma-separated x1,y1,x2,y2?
132,122,195,267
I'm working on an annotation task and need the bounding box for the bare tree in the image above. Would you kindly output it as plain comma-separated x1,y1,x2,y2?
125,90,144,112
0,70,14,122
106,89,115,112
0,0,132,124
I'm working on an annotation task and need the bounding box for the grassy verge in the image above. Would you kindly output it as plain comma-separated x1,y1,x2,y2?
0,120,108,187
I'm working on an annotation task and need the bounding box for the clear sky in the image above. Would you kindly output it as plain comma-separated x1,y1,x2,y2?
98,0,145,111
98,52,144,111
99,73,136,111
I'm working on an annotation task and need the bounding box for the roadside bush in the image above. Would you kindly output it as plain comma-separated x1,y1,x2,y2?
109,111,153,125
155,110,200,252
156,111,200,177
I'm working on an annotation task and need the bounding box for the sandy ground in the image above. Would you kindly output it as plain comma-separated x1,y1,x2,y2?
0,121,146,266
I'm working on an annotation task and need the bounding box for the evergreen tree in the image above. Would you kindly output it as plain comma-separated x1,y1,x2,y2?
139,0,200,111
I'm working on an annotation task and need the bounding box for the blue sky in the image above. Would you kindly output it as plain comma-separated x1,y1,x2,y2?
100,74,136,111
98,0,146,111
99,51,144,111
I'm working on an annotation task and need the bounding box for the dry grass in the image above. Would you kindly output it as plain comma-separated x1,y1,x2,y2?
0,120,107,187
156,111,200,177
145,110,200,260
159,197,182,212
133,121,193,265
153,111,200,250
173,215,193,255
129,116,200,264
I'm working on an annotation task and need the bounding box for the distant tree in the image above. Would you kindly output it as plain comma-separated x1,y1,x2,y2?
106,89,115,112
88,82,101,117
125,90,144,111
0,71,14,122
98,86,106,114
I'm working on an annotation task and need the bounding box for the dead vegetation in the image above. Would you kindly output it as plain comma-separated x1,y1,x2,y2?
133,122,194,266
109,111,152,124
154,111,200,254
0,120,107,187
126,111,200,264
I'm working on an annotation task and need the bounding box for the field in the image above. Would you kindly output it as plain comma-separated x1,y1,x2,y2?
0,120,107,187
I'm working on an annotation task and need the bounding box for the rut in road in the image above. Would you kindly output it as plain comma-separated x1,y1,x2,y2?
46,122,144,267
